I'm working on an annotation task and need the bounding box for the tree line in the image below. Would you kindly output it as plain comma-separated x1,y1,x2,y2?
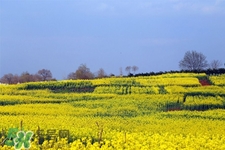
0,64,138,84
179,50,223,71
1,50,224,84
132,50,224,77
0,65,111,84
0,69,54,84
131,68,225,77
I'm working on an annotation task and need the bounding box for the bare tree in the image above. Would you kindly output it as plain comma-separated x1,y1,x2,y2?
19,72,34,83
67,72,76,80
69,64,94,79
132,66,139,74
119,67,123,76
0,73,14,84
97,68,107,78
37,69,52,81
12,74,20,84
210,60,222,69
0,71,54,84
125,66,131,74
33,74,42,82
179,50,208,71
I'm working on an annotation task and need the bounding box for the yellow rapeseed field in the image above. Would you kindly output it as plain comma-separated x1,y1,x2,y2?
0,73,225,149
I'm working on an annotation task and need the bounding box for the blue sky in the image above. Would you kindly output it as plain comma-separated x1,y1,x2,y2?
0,0,225,79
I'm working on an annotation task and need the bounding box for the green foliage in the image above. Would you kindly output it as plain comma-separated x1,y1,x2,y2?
159,86,167,94
23,80,95,93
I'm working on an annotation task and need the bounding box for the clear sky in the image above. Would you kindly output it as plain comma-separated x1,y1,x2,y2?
0,0,225,79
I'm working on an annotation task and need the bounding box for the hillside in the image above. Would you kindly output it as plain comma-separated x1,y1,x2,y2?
1,73,225,111
0,73,225,149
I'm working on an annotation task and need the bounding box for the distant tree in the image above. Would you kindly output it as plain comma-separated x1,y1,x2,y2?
109,73,115,77
179,50,208,71
210,60,222,69
0,73,14,84
33,74,42,82
37,69,52,81
132,66,139,74
125,66,131,74
19,72,34,83
97,68,107,78
12,74,20,84
0,71,54,84
119,67,123,76
67,72,76,80
69,64,94,79
1,73,41,84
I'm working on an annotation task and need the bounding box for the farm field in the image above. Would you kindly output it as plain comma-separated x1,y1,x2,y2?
0,73,225,149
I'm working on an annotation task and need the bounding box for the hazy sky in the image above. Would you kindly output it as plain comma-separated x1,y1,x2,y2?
1,0,225,79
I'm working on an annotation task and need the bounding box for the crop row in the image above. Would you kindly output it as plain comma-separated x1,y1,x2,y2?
1,107,225,149
0,73,208,92
93,86,159,94
209,74,225,85
0,73,225,149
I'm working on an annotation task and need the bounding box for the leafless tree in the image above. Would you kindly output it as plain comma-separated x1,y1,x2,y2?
76,64,94,79
210,60,222,69
12,75,20,84
179,50,208,71
33,74,42,82
0,70,54,84
132,66,139,74
125,66,131,74
67,72,76,80
0,73,14,84
97,68,107,78
119,67,123,76
68,64,94,79
37,69,52,81
19,72,34,83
